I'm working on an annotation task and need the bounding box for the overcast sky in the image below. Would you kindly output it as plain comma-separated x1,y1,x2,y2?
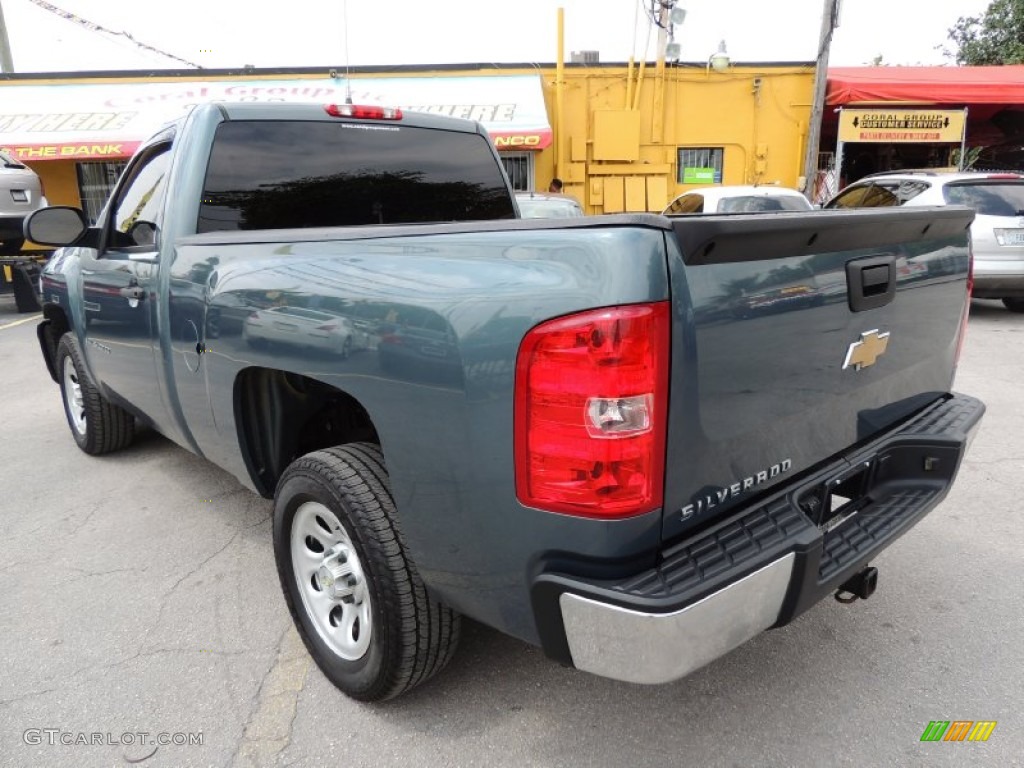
2,0,994,73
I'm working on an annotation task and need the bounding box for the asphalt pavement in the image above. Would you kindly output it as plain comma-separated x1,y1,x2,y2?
0,295,1021,768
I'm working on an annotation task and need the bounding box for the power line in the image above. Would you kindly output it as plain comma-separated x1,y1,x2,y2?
27,0,202,68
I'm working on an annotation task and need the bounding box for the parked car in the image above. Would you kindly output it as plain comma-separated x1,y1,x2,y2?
1,150,47,255
825,171,1024,312
515,191,584,218
664,185,813,214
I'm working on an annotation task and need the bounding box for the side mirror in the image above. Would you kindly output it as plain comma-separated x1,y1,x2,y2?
24,206,89,247
129,221,158,247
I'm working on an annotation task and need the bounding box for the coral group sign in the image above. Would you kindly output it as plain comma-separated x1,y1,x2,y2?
838,109,967,144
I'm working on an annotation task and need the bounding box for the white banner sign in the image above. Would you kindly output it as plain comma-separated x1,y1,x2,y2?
0,74,552,161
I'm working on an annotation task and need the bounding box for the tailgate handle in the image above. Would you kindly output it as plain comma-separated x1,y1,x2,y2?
847,254,896,312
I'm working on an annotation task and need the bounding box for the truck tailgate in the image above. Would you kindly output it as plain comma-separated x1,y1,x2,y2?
661,207,973,541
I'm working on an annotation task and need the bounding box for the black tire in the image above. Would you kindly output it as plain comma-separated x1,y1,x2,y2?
1002,298,1024,313
56,333,135,455
273,443,460,701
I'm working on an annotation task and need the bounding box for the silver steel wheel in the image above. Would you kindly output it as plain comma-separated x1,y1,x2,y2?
62,354,87,436
290,501,372,660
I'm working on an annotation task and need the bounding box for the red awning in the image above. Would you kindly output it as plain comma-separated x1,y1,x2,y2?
827,66,1024,106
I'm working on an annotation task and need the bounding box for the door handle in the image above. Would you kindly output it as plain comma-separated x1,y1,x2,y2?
119,285,146,300
846,254,896,312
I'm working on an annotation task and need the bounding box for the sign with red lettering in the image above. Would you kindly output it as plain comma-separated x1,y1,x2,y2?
838,109,967,144
1,141,141,161
0,75,551,160
489,131,552,150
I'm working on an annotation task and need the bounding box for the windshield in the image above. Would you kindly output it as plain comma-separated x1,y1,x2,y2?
943,181,1024,216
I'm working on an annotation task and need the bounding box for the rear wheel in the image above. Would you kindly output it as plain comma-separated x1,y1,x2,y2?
1002,298,1024,313
273,443,460,701
56,333,135,455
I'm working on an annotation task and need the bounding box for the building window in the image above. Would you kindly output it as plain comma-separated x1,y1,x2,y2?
76,161,128,224
500,152,533,192
677,148,724,184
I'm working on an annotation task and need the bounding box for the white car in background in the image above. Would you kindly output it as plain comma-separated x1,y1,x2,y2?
515,192,584,218
664,185,813,215
1,150,47,255
243,306,361,357
825,171,1024,313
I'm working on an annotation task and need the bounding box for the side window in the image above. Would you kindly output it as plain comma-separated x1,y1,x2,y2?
108,143,172,250
666,194,704,214
893,180,930,204
826,183,899,209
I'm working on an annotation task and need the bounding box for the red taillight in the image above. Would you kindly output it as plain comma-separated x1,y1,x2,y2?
514,303,670,518
984,173,1022,180
324,104,403,120
955,251,973,366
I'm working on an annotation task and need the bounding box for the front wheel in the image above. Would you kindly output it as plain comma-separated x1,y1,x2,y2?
56,333,135,455
1002,298,1024,313
273,443,460,701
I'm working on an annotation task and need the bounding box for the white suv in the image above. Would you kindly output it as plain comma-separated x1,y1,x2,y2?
825,171,1024,313
1,150,47,256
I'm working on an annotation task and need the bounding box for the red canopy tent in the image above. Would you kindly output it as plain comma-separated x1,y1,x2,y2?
827,66,1024,107
817,66,1024,193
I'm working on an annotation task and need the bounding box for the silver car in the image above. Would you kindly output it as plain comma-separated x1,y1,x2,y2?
1,150,47,255
825,171,1024,313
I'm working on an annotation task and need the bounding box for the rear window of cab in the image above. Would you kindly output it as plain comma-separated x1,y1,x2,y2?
197,120,515,233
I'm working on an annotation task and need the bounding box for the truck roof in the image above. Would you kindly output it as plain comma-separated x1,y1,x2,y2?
208,100,489,135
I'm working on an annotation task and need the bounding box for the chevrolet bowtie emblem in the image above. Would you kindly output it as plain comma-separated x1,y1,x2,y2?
843,329,890,371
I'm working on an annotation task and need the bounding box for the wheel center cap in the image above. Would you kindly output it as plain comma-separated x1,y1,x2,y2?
317,565,336,591
317,558,356,601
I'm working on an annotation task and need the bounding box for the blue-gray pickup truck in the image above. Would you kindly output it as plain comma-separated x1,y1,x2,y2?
26,102,984,701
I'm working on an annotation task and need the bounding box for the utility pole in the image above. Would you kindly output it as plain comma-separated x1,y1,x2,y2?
801,0,840,199
652,1,670,143
655,1,670,62
0,0,15,73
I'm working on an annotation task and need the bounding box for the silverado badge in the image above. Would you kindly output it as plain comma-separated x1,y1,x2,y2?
843,329,890,371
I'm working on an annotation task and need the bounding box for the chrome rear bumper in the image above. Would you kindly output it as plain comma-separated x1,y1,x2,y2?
560,554,794,685
533,393,985,686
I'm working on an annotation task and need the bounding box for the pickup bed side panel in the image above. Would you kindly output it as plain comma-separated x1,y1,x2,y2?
173,223,671,643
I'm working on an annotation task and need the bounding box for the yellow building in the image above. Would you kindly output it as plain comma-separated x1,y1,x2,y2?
1,62,814,220
536,62,815,212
